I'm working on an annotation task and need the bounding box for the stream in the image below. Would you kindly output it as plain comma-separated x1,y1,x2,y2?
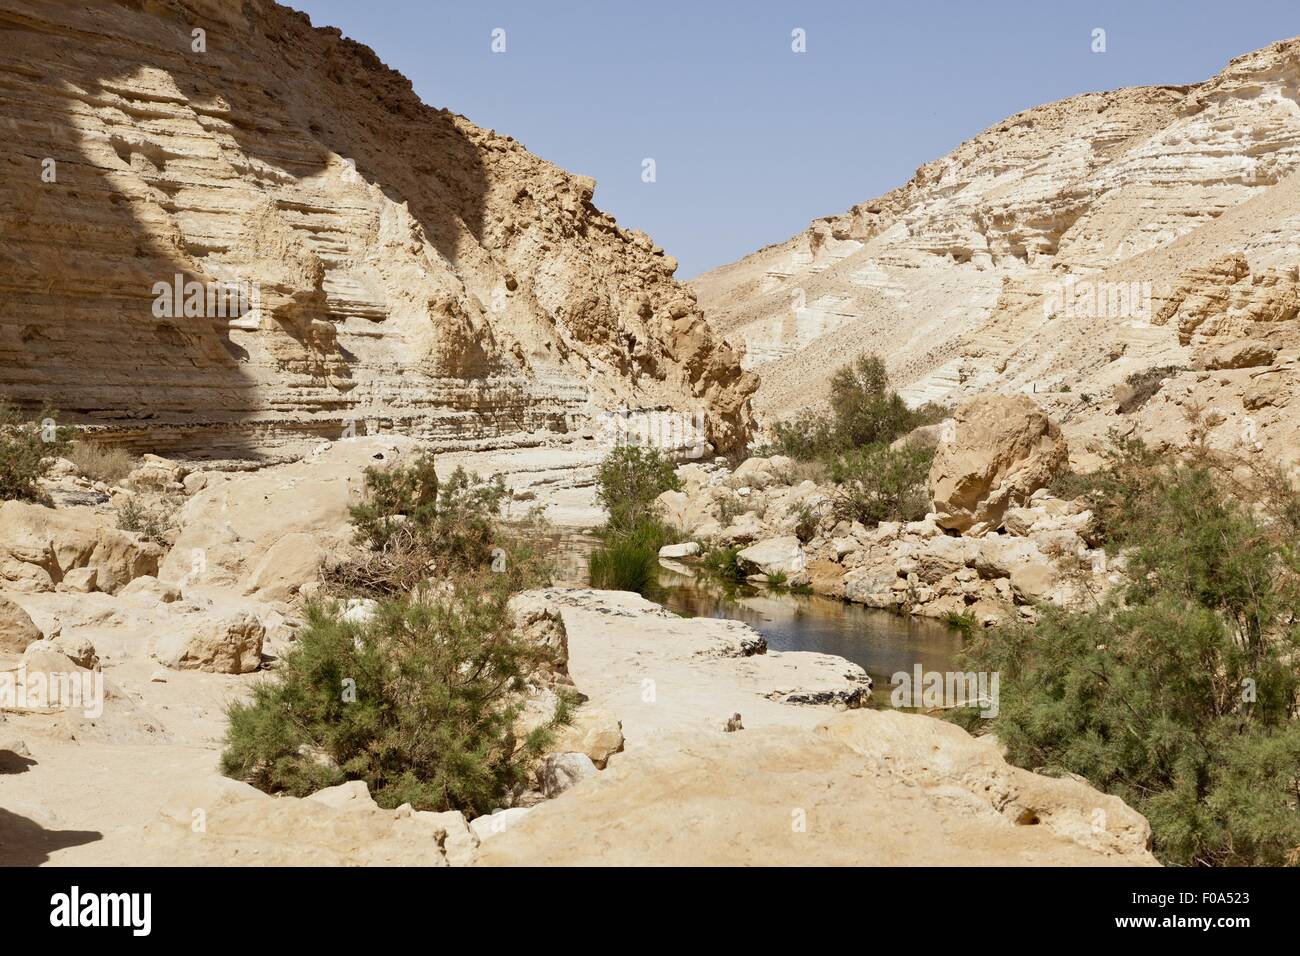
552,535,964,704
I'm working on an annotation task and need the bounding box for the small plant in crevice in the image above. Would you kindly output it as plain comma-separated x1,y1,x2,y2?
115,494,180,548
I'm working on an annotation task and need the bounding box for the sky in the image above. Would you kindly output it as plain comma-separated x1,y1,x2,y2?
289,0,1300,278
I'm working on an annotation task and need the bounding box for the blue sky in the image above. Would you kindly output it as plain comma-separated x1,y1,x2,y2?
290,0,1299,277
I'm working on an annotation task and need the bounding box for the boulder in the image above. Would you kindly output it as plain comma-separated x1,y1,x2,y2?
1001,506,1041,537
658,541,700,559
0,596,42,654
537,752,598,798
50,634,98,669
736,536,807,577
340,598,378,626
58,567,98,593
413,809,478,866
654,489,691,530
550,706,624,768
843,568,903,609
119,575,182,603
806,559,847,599
719,511,764,545
240,531,325,602
152,609,265,673
929,395,1068,535
507,590,570,686
124,454,189,491
972,536,1058,603
21,641,79,670
727,457,776,490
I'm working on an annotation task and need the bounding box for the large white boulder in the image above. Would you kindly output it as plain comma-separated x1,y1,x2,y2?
736,536,807,577
658,541,700,559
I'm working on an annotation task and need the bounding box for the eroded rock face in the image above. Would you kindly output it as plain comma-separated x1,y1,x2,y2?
0,501,161,594
929,396,1068,535
0,0,754,457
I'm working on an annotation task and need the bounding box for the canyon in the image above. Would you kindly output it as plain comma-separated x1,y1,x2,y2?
0,0,754,460
4,0,1299,870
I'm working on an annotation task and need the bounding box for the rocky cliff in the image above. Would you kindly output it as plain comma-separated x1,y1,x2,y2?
694,37,1300,471
0,0,755,457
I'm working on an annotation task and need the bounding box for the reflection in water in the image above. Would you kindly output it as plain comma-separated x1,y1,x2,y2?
552,534,964,701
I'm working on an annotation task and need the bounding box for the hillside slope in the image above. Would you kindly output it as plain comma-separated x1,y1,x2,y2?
694,38,1300,470
0,0,755,457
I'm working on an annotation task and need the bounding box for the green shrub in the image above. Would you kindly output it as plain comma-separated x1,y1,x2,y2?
68,442,135,484
350,452,506,562
587,520,670,596
1039,431,1164,547
792,500,821,542
942,610,980,638
348,450,442,551
954,459,1300,866
828,442,934,526
595,445,681,533
766,354,950,461
0,400,71,503
768,411,838,460
221,576,570,815
701,544,746,584
115,494,179,547
328,452,516,596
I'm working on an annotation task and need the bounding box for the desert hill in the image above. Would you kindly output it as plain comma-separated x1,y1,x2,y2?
693,38,1300,470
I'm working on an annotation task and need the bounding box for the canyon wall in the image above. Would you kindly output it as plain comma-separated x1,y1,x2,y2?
0,0,755,458
694,38,1300,470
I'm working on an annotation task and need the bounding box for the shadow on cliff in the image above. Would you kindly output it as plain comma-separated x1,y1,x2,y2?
1,0,490,458
174,2,492,262
0,807,102,867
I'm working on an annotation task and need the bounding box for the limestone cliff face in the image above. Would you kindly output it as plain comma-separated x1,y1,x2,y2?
694,37,1300,466
0,0,755,457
